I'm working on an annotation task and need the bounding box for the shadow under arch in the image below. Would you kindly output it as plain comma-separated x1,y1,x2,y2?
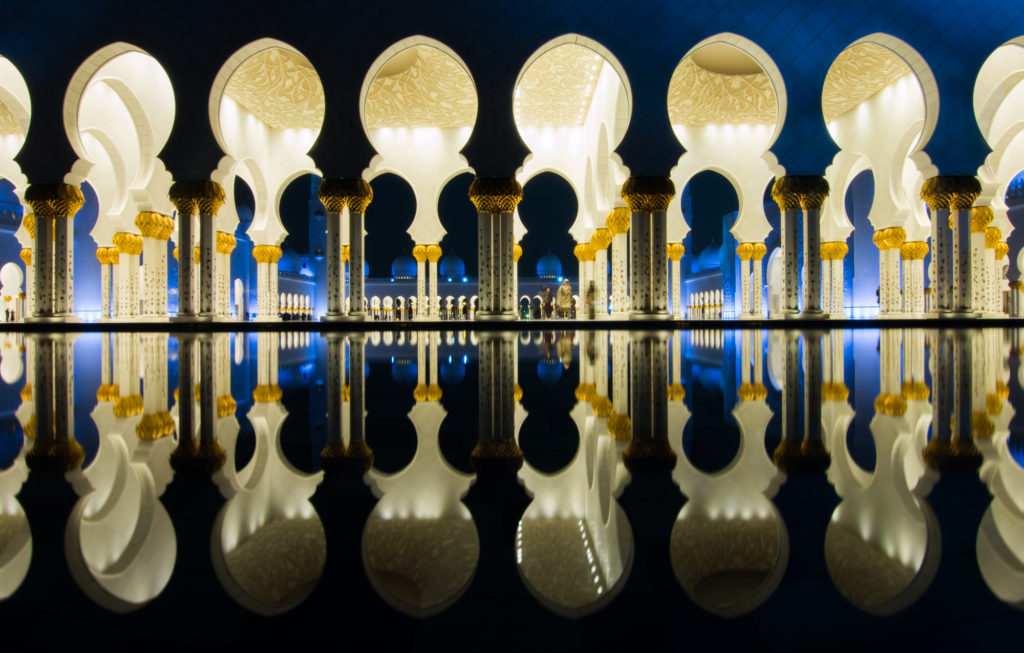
365,172,416,275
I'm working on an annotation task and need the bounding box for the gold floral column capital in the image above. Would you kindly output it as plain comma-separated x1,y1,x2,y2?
821,241,849,260
606,207,631,235
216,231,237,255
24,183,84,219
112,232,143,256
412,244,428,263
513,243,523,262
468,177,522,213
252,245,283,264
667,243,686,261
736,243,755,261
591,228,613,250
985,227,1001,249
899,241,929,260
169,180,225,216
751,242,767,260
622,176,675,212
21,213,35,238
426,244,443,263
920,176,981,211
136,211,175,240
318,178,374,213
995,242,1009,260
872,227,907,251
971,206,994,233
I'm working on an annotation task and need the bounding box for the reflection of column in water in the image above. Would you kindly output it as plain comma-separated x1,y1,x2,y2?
923,331,981,473
623,333,674,471
472,332,522,472
27,335,84,470
773,332,829,474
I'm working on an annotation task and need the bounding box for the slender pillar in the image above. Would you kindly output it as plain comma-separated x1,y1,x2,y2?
574,244,589,320
348,186,370,320
320,184,344,319
995,242,1010,314
413,245,427,319
772,179,801,315
95,247,115,318
513,243,522,312
20,246,33,318
112,232,142,317
872,227,905,315
470,178,522,320
169,183,200,319
668,243,685,317
622,176,675,319
799,178,829,316
607,208,630,314
137,212,174,318
983,229,999,313
737,243,753,316
215,232,235,317
252,245,279,321
899,241,928,314
820,242,847,316
921,176,981,316
25,184,84,321
427,244,442,319
751,243,766,317
592,228,612,317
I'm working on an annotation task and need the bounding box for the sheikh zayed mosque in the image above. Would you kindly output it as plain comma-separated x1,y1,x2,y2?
0,0,1023,323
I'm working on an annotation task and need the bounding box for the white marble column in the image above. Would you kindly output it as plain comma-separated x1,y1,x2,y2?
469,178,521,320
20,247,33,318
622,178,675,319
427,245,441,319
113,232,142,318
323,206,343,319
669,243,684,317
349,207,367,319
198,211,215,319
629,212,651,314
414,245,427,319
53,213,74,318
899,242,927,314
595,245,609,317
752,244,766,317
773,182,801,316
171,195,196,318
606,208,630,315
801,197,827,316
737,244,752,316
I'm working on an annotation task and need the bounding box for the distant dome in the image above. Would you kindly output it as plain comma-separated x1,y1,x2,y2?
391,255,416,279
695,245,721,273
536,253,562,279
537,358,563,385
439,255,465,280
391,359,417,384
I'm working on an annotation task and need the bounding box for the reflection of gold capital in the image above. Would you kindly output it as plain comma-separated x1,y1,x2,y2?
470,438,523,474
514,383,523,403
136,411,175,440
923,437,981,473
668,382,687,401
821,382,849,401
592,395,613,416
773,175,830,210
773,438,830,474
873,392,907,416
427,383,443,402
26,437,85,472
217,395,237,418
19,383,31,402
986,394,1003,416
900,381,929,401
253,384,283,403
170,438,226,475
608,412,631,441
468,177,522,213
413,383,428,402
738,382,766,401
996,380,1010,400
974,411,995,439
622,176,675,212
623,438,676,472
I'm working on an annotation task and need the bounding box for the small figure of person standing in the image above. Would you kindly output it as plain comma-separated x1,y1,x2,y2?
542,287,554,319
556,279,573,319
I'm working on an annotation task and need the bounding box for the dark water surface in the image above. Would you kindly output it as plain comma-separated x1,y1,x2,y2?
0,328,1022,651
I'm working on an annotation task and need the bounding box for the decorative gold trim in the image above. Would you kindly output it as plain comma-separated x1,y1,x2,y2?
21,213,35,238
318,178,374,214
621,176,675,212
217,395,237,418
426,244,442,263
821,241,850,261
751,242,767,260
985,227,1001,249
899,241,928,260
607,412,631,441
513,243,523,262
822,382,849,401
412,244,427,263
667,242,686,261
253,384,283,403
737,382,767,401
468,177,523,213
995,242,1009,260
606,207,630,235
113,394,144,418
900,381,929,401
736,243,754,261
136,411,175,440
872,227,906,251
24,183,84,219
971,207,994,234
112,232,144,256
216,231,237,255
252,245,283,264
920,176,981,211
19,248,31,266
873,392,907,416
135,212,175,240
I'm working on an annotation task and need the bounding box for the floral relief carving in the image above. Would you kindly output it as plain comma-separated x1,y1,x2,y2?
822,43,911,124
515,44,604,127
225,47,325,131
364,45,477,130
0,99,20,137
668,57,777,127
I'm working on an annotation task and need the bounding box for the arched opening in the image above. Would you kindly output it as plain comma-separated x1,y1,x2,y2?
211,39,324,248
514,35,631,242
366,173,416,278
681,363,740,474
846,169,878,315
437,172,477,280
683,171,740,317
519,173,578,294
668,34,785,249
1006,170,1024,281
361,38,477,249
518,337,580,474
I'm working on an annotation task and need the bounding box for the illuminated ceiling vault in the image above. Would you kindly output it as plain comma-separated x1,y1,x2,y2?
515,43,606,127
224,47,325,131
822,43,912,124
668,44,777,127
364,45,477,130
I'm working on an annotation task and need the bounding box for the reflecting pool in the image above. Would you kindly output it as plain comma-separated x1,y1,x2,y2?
0,328,1023,649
